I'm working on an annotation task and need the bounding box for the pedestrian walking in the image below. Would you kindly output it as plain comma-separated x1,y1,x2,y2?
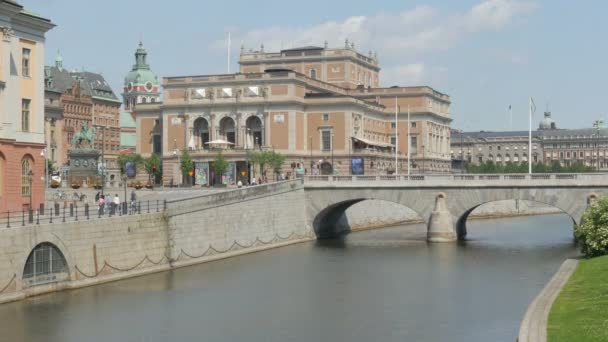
98,195,105,215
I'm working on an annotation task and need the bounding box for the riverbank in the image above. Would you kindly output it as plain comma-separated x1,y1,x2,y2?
518,259,578,342
547,255,608,342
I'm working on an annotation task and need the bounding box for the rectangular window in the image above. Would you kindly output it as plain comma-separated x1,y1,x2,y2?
21,99,30,132
390,122,396,129
322,113,329,121
390,136,397,146
410,136,418,154
411,122,417,128
22,48,30,77
321,130,332,151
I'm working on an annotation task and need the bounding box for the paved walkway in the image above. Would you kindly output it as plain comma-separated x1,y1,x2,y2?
518,259,579,342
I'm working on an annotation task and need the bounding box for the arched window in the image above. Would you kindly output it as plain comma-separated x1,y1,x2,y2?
310,69,317,79
21,157,31,196
23,242,69,287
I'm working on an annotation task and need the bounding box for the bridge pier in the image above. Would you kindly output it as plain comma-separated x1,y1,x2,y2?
427,193,456,242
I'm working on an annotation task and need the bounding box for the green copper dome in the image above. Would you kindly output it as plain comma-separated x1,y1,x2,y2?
124,42,159,87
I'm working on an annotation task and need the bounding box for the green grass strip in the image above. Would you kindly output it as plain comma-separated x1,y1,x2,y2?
548,255,608,342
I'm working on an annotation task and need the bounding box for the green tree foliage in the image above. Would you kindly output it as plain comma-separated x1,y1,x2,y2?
575,198,608,258
267,151,287,178
466,161,594,174
144,153,162,180
47,159,56,174
211,151,230,175
118,153,144,174
179,149,194,176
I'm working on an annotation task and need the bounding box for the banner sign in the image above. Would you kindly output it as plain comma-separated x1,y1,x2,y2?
194,162,209,186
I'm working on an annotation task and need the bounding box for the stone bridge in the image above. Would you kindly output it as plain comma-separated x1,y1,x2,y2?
303,174,608,241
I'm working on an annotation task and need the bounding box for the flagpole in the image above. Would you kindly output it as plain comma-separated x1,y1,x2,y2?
509,105,513,131
529,97,532,175
407,104,410,176
395,96,398,176
227,32,231,73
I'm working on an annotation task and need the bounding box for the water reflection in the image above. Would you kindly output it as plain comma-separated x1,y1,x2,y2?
0,214,577,342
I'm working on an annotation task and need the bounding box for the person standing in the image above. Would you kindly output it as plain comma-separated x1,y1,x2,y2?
113,194,120,214
130,190,137,213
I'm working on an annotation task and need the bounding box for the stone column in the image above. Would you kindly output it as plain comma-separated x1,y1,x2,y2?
427,192,456,242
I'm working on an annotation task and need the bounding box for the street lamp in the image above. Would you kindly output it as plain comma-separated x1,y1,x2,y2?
596,125,601,172
28,169,33,215
94,125,105,196
41,149,47,191
422,144,425,174
122,174,127,213
309,136,313,174
331,133,335,174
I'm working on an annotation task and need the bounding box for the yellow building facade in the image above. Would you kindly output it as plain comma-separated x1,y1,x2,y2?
0,1,54,211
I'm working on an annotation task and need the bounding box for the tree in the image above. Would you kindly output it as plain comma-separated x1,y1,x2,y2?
180,150,194,184
247,150,262,179
144,153,162,183
267,151,287,180
47,159,56,174
575,197,608,257
211,151,230,183
118,153,143,175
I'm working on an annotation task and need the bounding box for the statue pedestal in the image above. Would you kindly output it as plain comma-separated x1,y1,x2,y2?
68,149,102,188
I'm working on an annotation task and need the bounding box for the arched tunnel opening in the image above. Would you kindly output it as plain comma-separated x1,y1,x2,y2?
456,200,578,241
313,199,426,239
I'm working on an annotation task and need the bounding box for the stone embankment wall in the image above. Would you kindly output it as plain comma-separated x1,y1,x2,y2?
340,199,562,232
0,181,311,304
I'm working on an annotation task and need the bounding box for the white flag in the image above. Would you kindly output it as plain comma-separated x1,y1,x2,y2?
530,97,536,117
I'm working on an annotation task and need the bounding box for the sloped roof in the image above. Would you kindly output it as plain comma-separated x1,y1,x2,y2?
71,71,119,102
45,66,119,102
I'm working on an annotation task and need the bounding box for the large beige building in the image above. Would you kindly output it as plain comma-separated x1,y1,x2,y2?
135,44,452,186
0,1,54,211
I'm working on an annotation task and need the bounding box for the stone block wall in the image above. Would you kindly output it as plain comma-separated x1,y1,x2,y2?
0,180,312,304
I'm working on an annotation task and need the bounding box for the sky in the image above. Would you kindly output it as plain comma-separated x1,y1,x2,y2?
20,0,608,131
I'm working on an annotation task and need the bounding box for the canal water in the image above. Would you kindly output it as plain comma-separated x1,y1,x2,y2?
0,214,578,342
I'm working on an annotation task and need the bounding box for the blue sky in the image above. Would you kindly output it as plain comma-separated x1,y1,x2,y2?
21,0,608,131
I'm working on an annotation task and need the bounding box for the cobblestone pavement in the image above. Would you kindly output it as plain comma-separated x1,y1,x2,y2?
518,259,579,342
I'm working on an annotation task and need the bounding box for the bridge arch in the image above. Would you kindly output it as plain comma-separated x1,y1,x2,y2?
22,242,70,288
454,200,578,240
312,198,426,239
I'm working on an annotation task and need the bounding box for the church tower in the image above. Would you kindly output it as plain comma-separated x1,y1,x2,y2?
122,42,160,111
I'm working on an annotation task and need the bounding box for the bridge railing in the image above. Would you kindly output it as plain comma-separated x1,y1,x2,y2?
0,199,166,229
303,173,608,183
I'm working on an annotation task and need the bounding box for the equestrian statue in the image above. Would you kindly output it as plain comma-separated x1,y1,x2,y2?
71,123,96,149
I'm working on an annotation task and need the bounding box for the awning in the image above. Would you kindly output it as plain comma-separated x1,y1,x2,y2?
351,136,394,148
204,139,235,145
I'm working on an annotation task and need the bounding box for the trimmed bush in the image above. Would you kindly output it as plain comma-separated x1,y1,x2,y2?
575,197,608,257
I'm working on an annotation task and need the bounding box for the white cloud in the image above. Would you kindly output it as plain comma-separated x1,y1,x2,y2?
463,0,538,32
382,64,449,87
218,0,537,86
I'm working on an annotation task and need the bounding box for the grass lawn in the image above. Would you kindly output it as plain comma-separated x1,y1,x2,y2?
548,255,608,342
